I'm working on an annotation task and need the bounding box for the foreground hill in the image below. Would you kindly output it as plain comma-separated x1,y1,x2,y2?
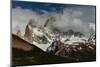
12,34,77,66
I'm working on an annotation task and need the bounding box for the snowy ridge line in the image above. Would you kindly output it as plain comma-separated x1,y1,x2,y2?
14,17,95,51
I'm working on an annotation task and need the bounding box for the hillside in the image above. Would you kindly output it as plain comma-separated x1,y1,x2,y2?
12,34,76,66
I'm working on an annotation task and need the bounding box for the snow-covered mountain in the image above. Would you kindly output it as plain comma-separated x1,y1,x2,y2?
14,17,95,52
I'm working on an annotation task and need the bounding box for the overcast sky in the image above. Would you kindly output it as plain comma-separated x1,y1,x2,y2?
12,1,96,37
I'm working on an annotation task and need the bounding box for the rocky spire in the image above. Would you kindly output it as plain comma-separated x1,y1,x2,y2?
24,18,34,43
44,16,56,27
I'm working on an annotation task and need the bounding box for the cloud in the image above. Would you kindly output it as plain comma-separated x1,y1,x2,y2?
88,23,95,32
12,7,48,35
12,7,95,37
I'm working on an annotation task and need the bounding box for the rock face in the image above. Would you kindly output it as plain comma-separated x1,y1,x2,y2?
12,34,33,51
24,19,35,43
56,43,96,61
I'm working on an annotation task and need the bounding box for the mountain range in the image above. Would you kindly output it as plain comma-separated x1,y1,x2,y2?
12,17,96,66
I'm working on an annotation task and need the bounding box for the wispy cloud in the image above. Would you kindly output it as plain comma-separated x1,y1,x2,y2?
12,6,95,37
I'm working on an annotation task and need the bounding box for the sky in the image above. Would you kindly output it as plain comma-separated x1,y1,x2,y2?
12,1,96,37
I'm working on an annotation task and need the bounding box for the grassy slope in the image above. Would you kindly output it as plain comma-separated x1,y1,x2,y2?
12,44,76,66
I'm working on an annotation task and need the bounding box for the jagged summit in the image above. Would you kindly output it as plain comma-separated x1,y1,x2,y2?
24,18,38,42
44,16,56,27
15,17,95,52
24,19,33,43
